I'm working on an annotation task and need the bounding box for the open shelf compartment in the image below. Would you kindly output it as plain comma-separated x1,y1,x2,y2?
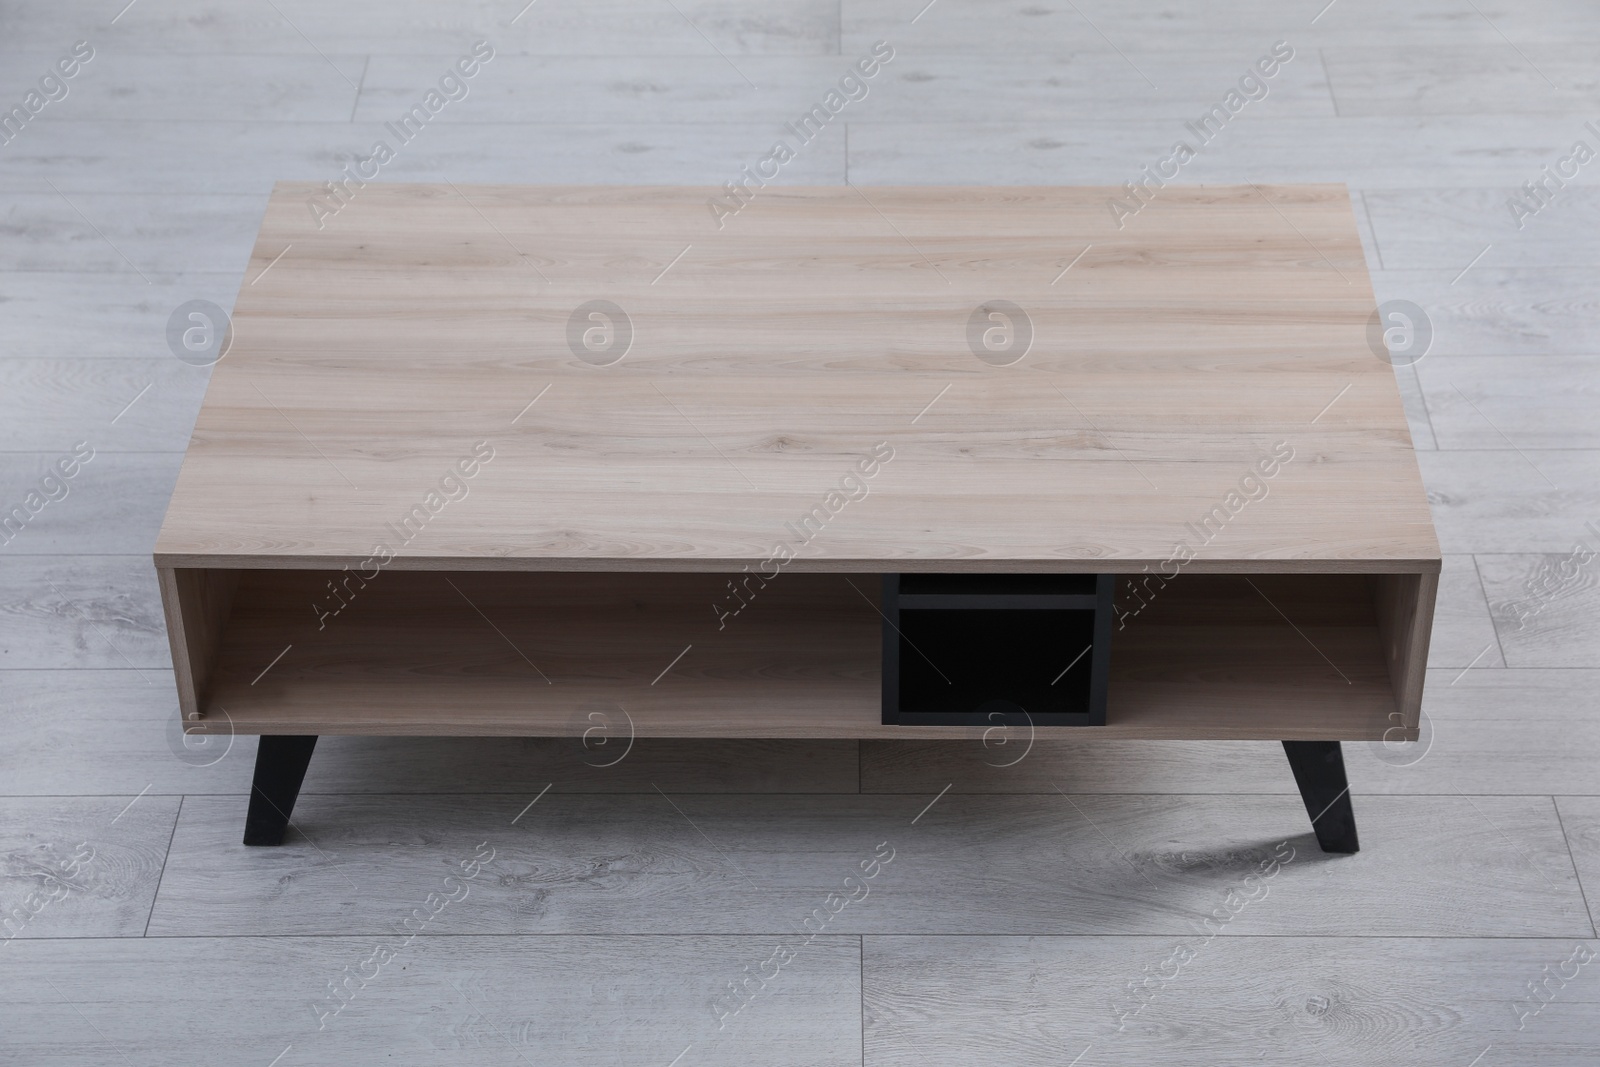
881,573,1115,726
157,566,1435,741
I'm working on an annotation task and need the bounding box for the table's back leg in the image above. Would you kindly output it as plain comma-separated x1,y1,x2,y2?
1281,740,1359,853
243,735,319,846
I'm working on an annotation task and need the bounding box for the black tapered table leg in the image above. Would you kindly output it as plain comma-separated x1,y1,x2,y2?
1281,740,1359,854
243,735,318,846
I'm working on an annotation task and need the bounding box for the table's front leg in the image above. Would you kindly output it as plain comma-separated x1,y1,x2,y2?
243,735,319,846
1281,740,1359,854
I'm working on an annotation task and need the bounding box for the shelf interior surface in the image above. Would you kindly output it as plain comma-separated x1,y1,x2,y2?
183,568,1412,740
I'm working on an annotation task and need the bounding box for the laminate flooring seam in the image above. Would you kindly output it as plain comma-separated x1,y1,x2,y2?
1318,47,1342,118
1470,555,1511,665
140,794,182,938
1551,798,1600,935
348,55,370,124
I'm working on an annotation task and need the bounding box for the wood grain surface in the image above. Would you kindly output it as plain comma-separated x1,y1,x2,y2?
0,795,180,939
145,792,1589,938
3,934,862,1067
154,183,1438,573
864,935,1600,1067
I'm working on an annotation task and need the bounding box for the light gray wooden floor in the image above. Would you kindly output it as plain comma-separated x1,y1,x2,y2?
3,1,1599,1064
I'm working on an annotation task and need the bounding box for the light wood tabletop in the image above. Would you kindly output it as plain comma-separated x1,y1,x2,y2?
155,183,1438,575
155,183,1438,765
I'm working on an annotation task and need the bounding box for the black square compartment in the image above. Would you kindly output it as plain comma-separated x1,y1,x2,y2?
882,573,1114,726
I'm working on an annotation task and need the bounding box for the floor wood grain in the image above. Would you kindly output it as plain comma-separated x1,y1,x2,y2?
843,0,1600,51
1476,553,1600,667
0,272,241,360
1393,361,1438,451
1426,554,1505,669
1,935,862,1066
846,116,1599,188
0,453,180,554
1320,44,1600,116
8,50,365,121
0,121,849,195
1365,188,1600,269
0,669,251,797
0,193,262,275
0,359,207,452
0,0,843,56
1419,452,1600,555
1420,355,1600,451
864,935,1600,1067
0,557,170,671
0,795,179,939
1369,268,1600,357
353,53,1337,127
146,793,1591,938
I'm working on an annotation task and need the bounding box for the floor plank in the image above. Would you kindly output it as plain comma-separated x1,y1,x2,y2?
0,359,207,453
1393,361,1437,451
1370,267,1600,357
1,934,861,1066
1356,667,1600,796
0,0,842,55
355,52,1335,127
1427,553,1505,670
1365,188,1600,269
0,193,262,275
1321,44,1600,116
846,116,1593,187
0,452,181,554
863,935,1600,1067
844,0,1600,51
1,121,848,195
0,556,170,671
1416,451,1600,554
0,669,252,797
0,794,179,939
2,49,364,121
1477,552,1600,667
1419,355,1600,451
0,272,242,360
147,793,1591,938
355,56,853,126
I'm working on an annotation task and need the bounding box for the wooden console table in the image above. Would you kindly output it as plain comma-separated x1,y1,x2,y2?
155,183,1439,853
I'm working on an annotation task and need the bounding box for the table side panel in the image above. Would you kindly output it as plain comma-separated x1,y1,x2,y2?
1376,571,1438,730
158,566,240,721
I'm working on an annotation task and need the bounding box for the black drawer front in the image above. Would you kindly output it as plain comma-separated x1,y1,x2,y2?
881,573,1114,726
